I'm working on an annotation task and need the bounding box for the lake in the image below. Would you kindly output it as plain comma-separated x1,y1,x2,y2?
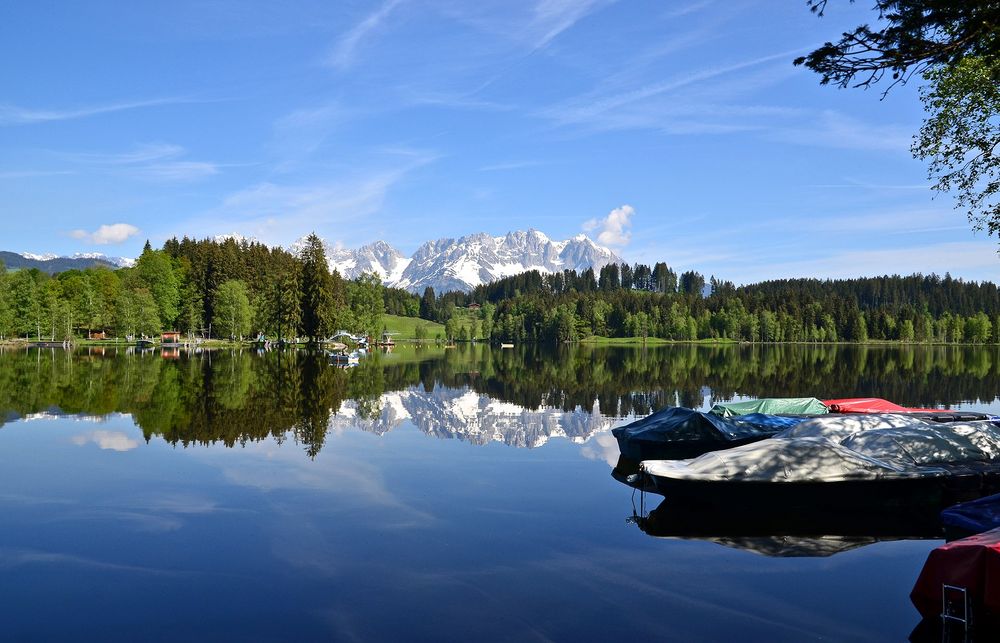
1,343,998,642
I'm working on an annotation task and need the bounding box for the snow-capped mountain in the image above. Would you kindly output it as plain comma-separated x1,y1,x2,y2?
0,251,132,274
327,386,629,449
69,252,134,268
394,230,621,293
328,240,412,283
289,229,621,293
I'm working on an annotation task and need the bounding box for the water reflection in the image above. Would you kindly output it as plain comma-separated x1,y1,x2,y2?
0,343,998,459
633,497,942,557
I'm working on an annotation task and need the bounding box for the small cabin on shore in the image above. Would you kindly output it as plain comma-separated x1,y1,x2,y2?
162,331,181,344
88,331,107,340
468,303,482,311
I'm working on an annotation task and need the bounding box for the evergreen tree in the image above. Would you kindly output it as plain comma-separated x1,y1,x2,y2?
298,233,335,342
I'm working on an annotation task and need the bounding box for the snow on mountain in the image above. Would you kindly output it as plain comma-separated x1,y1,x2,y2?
393,229,621,293
327,386,624,448
291,229,621,293
70,252,134,268
21,252,59,262
213,233,261,246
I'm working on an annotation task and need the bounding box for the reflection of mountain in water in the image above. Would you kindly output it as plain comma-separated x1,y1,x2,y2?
330,387,622,448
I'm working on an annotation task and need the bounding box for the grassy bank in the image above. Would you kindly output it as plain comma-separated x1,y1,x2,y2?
577,335,740,345
382,314,446,341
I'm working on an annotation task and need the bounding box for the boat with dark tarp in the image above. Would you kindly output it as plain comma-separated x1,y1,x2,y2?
611,404,811,461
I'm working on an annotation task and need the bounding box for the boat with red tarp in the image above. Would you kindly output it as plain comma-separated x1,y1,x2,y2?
911,527,1000,630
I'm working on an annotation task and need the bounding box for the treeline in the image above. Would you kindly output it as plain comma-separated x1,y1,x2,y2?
0,235,389,342
427,264,1000,344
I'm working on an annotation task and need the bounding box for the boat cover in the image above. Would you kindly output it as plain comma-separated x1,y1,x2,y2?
823,397,940,413
841,423,1000,467
612,406,774,461
710,397,829,417
640,436,934,483
777,413,929,441
911,527,1000,619
942,493,1000,535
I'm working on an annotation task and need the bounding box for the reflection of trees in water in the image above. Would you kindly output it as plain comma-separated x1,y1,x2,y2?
0,343,997,455
448,344,1000,415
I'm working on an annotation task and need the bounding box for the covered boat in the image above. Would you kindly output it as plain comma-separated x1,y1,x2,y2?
777,413,929,441
822,397,939,414
942,493,1000,539
639,421,1000,508
611,406,807,461
911,527,1000,629
709,397,828,418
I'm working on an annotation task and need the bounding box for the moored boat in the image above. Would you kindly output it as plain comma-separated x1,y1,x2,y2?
638,421,1000,510
611,405,809,461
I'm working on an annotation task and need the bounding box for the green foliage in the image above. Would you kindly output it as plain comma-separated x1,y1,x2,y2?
134,247,180,327
799,2,1000,240
915,56,1000,238
213,280,253,340
348,272,384,338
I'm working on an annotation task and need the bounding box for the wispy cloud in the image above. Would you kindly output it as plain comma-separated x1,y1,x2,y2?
194,151,437,244
0,169,75,179
478,160,542,172
529,0,613,49
542,49,804,127
583,204,633,246
328,0,404,70
0,98,193,126
69,223,141,245
56,143,220,182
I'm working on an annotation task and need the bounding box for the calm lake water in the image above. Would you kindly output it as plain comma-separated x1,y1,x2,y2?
1,343,999,642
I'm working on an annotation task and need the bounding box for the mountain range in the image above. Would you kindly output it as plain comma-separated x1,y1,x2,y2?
292,229,622,293
0,251,133,274
6,229,620,293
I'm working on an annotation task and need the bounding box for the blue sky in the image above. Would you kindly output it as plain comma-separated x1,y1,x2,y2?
2,0,997,283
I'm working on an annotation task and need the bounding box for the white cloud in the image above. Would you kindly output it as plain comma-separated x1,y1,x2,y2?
583,204,634,247
0,98,192,126
70,430,139,451
328,0,404,70
69,223,140,245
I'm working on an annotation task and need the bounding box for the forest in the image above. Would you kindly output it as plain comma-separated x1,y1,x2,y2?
0,236,997,345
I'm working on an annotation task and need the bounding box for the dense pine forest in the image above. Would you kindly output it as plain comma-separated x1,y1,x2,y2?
0,236,997,345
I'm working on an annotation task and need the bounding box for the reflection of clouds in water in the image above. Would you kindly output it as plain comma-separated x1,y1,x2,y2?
0,547,184,576
196,442,435,527
187,441,438,579
70,430,139,451
579,431,621,467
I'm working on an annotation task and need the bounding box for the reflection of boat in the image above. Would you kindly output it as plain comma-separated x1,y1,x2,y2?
634,497,942,557
637,421,1000,510
329,351,360,367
